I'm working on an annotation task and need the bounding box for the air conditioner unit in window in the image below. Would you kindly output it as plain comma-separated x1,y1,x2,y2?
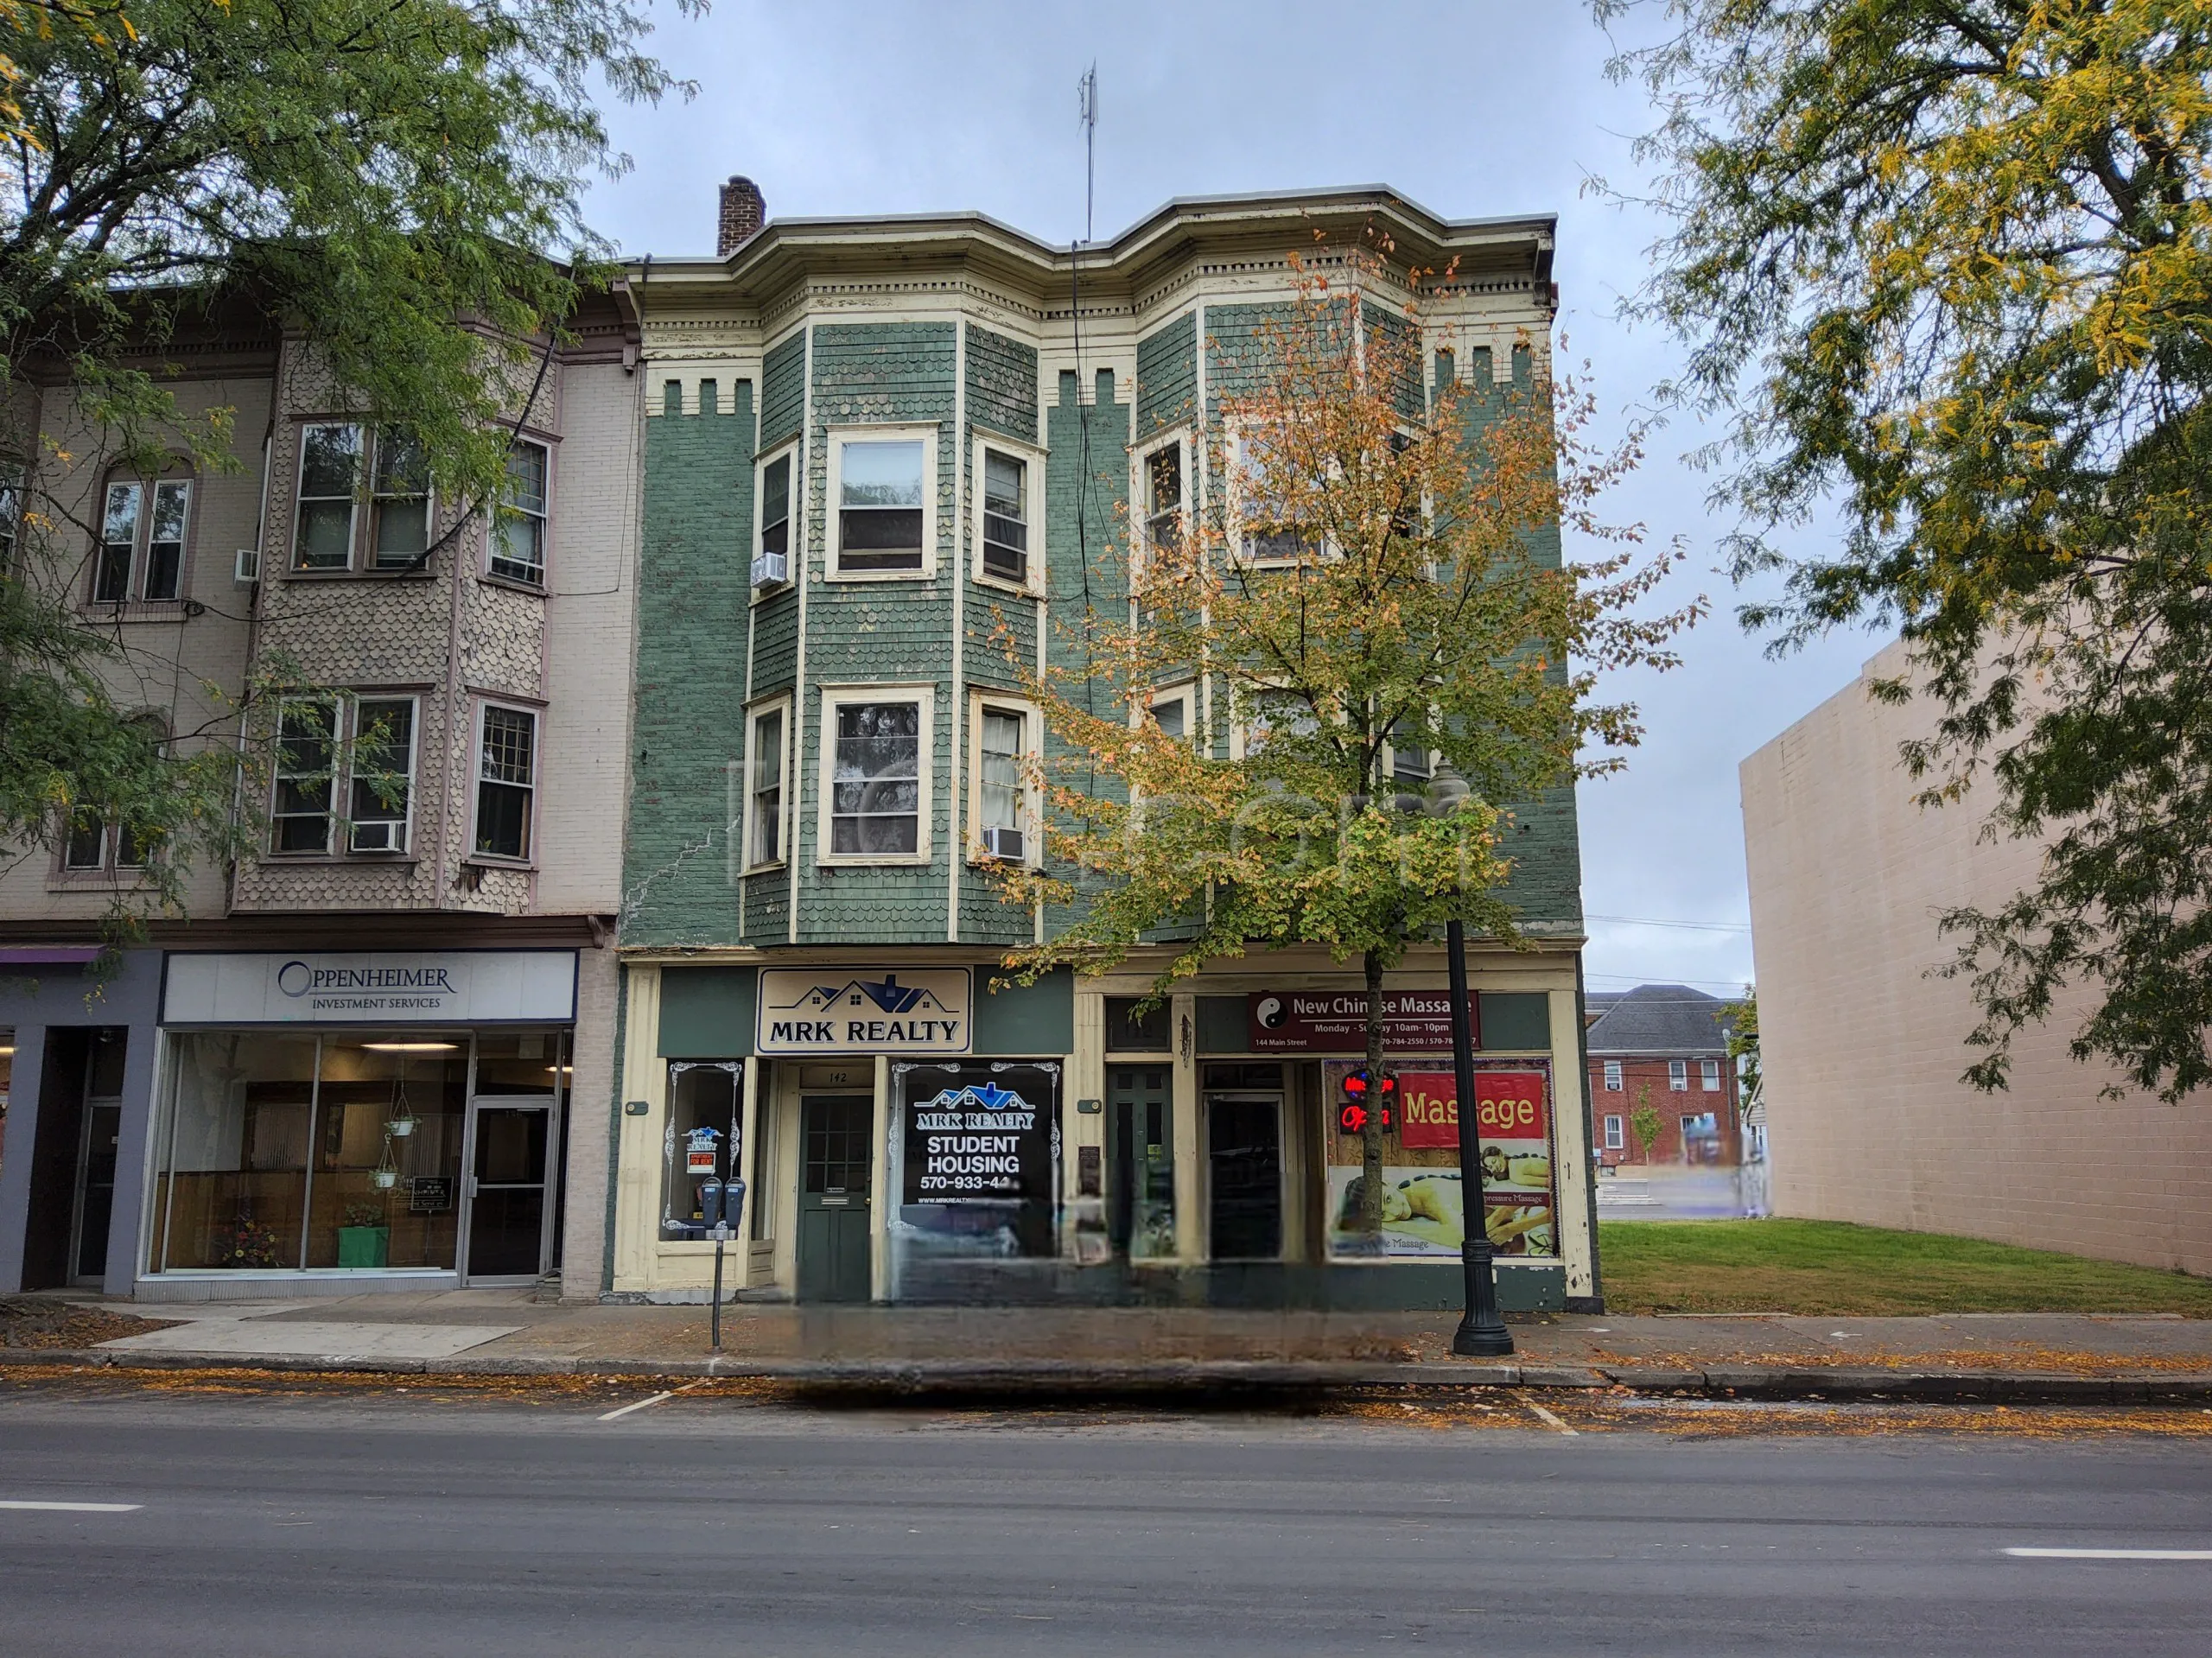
234,546,260,583
751,551,789,589
981,826,1025,861
351,821,405,854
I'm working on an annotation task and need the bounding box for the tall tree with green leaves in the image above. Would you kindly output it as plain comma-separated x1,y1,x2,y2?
1601,1,2212,1100
0,0,698,920
988,251,1698,1236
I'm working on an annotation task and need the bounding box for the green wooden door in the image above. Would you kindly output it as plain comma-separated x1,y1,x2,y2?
795,1094,873,1303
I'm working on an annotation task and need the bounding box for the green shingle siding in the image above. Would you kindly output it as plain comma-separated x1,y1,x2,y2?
761,333,806,446
1361,300,1424,419
1136,312,1196,435
966,324,1039,443
625,382,756,946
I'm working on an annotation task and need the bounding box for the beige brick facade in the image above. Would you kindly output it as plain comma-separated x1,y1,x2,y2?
1741,636,2212,1275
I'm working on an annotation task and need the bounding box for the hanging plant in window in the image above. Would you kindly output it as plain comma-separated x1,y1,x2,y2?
386,1059,417,1137
372,1128,400,1191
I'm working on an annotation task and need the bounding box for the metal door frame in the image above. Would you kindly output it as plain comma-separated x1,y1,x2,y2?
458,1093,560,1285
67,1045,125,1287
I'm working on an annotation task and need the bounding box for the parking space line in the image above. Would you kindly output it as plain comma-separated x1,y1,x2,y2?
595,1379,706,1422
0,1500,143,1513
1519,1396,1580,1436
2005,1547,2212,1560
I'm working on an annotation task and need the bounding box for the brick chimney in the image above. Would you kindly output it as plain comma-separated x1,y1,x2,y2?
718,176,766,256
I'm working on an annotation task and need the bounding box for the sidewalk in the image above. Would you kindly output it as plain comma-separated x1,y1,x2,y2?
7,1292,2212,1403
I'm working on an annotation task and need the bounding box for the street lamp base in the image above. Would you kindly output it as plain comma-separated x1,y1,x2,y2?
1452,1237,1516,1356
1451,1318,1516,1357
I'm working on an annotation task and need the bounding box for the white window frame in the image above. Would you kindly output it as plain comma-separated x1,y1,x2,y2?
966,690,1041,866
345,695,421,855
1603,1059,1623,1092
744,696,791,871
1701,1057,1723,1092
817,683,934,867
971,433,1046,595
1224,416,1325,569
827,423,937,581
292,422,364,571
92,474,193,604
0,459,22,570
471,700,540,865
488,436,551,586
366,428,432,570
1132,429,1191,593
1226,680,1331,763
1141,681,1198,746
1604,1115,1624,1151
1669,1058,1689,1092
751,440,798,600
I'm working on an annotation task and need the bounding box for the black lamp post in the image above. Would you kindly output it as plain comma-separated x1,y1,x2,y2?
1429,763,1514,1356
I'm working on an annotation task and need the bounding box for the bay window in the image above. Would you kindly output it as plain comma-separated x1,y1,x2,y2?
293,423,433,573
823,689,931,861
832,431,931,576
746,702,788,867
492,440,550,583
971,699,1035,862
269,695,420,856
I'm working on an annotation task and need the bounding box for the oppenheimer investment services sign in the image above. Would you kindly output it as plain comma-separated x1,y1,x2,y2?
162,951,579,1025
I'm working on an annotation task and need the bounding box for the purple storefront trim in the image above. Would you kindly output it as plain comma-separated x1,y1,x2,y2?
0,946,103,967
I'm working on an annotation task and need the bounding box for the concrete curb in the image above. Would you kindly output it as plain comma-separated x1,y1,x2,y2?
6,1346,2212,1404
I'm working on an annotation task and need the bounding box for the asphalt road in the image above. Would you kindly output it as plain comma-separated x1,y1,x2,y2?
2,1385,2209,1655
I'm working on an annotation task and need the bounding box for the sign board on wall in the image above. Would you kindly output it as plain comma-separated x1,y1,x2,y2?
893,1060,1061,1263
1248,990,1479,1054
162,951,578,1026
1324,1064,1556,1261
756,969,971,1055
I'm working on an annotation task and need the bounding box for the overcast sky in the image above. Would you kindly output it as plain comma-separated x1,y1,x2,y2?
582,0,1885,997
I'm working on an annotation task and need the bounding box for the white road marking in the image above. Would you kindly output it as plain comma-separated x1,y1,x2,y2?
597,1390,676,1420
2005,1547,2212,1560
1519,1397,1579,1436
595,1379,705,1421
0,1500,142,1513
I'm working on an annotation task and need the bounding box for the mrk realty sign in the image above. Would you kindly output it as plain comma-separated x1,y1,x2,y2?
757,968,971,1055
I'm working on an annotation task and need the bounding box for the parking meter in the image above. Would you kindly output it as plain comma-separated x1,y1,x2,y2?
705,1178,744,1353
697,1177,723,1232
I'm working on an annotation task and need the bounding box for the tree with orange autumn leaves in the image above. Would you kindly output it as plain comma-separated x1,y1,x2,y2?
987,247,1701,1236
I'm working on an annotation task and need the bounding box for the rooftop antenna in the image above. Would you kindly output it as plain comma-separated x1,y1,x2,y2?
1078,63,1098,246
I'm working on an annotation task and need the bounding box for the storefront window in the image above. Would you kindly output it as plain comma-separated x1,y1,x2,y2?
892,1060,1060,1286
662,1063,741,1239
476,1029,568,1096
150,1032,466,1272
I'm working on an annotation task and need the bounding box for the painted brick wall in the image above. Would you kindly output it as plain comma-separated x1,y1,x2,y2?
622,379,753,943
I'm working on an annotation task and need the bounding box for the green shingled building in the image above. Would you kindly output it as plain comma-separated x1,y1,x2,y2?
607,180,1596,1311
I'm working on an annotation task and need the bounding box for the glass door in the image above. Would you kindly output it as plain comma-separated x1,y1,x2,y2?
461,1101,553,1280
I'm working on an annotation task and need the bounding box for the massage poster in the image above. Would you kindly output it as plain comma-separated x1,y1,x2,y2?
1325,1063,1556,1261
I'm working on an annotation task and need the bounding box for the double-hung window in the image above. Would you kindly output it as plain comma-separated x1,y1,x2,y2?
93,476,191,602
1386,715,1431,789
754,448,792,584
746,702,788,868
1141,440,1185,565
822,689,930,862
832,432,930,576
1604,1115,1624,1151
1230,422,1314,565
1603,1060,1623,1092
1147,683,1195,744
63,810,148,874
491,440,550,583
271,697,340,854
474,704,538,861
1701,1057,1722,1093
976,440,1040,589
293,424,433,572
268,695,419,855
1669,1058,1689,1092
971,698,1035,862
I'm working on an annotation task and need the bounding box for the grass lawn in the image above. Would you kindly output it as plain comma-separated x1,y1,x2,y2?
1597,1218,2212,1317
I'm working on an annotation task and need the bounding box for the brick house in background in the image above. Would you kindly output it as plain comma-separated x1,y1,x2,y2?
1586,984,1741,1168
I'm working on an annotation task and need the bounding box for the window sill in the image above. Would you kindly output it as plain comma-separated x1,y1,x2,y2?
79,600,195,623
481,570,548,596
461,855,537,873
965,850,1042,872
48,872,157,892
817,854,931,870
824,565,933,584
743,861,788,877
973,570,1044,600
258,854,421,868
281,566,436,581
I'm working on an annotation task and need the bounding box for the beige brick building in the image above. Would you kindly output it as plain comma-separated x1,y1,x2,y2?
0,293,639,1301
1741,635,2212,1276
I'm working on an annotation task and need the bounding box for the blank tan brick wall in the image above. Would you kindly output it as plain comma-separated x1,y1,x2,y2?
1741,636,2212,1274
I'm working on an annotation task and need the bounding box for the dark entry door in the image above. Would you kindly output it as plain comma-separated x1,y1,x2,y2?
1207,1094,1282,1260
1107,1064,1173,1257
464,1103,551,1280
72,1102,122,1283
796,1095,873,1303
